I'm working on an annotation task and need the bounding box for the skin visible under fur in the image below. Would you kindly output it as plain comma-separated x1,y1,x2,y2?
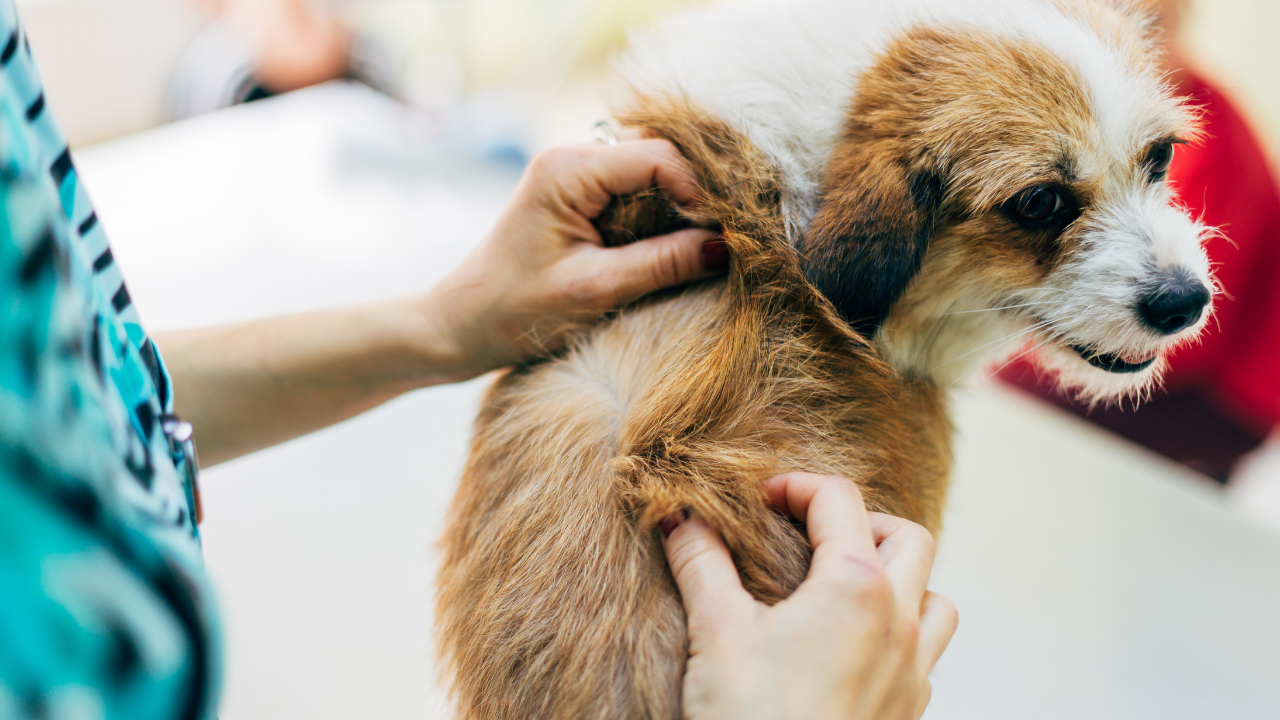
436,1,1211,717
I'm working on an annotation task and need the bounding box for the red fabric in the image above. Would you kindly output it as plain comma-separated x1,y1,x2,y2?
1160,73,1280,436
999,72,1280,438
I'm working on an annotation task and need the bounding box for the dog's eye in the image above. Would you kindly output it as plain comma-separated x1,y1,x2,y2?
1001,185,1080,232
1145,141,1176,182
1013,186,1066,222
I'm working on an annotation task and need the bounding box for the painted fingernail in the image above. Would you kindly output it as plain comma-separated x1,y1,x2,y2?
660,509,691,539
700,239,730,272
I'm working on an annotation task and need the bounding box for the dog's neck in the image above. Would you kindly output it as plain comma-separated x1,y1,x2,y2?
875,310,1025,388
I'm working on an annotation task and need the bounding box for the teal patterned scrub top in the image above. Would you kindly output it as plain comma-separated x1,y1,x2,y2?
0,2,220,718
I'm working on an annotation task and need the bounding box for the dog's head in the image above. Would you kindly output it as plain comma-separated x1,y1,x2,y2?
800,2,1213,401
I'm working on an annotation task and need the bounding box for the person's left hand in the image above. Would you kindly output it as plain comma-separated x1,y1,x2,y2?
662,473,957,720
420,136,725,380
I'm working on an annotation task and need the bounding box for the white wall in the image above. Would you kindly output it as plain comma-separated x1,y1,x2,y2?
1183,0,1280,161
18,0,201,147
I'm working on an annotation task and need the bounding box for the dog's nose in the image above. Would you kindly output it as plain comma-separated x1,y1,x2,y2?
1139,274,1210,335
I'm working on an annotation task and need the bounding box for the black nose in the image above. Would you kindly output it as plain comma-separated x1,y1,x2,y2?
1139,274,1210,335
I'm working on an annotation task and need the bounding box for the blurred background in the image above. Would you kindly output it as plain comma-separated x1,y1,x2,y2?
12,0,1280,718
17,0,1279,151
19,0,736,150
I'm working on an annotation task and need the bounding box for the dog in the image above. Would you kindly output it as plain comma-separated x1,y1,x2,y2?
436,0,1215,717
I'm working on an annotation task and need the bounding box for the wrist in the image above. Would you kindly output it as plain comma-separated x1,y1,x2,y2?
403,287,493,387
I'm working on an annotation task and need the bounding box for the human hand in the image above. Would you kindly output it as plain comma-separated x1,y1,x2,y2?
218,0,352,92
420,136,724,380
661,474,958,720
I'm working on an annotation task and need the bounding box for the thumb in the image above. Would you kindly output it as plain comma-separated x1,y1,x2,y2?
605,228,724,305
661,512,753,636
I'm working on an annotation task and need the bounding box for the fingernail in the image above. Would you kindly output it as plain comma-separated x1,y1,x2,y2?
660,509,691,539
700,239,730,272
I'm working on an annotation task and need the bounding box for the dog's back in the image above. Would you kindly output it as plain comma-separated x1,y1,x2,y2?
437,105,950,718
435,291,697,718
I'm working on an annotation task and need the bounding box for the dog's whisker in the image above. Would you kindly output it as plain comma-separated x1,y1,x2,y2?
926,320,1051,375
978,334,1059,386
957,322,1057,376
919,299,961,366
929,300,1060,318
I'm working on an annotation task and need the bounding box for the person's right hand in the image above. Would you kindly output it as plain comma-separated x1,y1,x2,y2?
421,136,722,381
660,473,958,720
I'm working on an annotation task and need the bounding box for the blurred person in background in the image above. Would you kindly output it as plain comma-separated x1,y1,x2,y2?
0,0,955,716
168,0,732,166
999,0,1280,487
170,0,718,125
169,0,388,118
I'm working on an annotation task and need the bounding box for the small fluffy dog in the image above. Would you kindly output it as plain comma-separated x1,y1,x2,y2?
437,0,1215,717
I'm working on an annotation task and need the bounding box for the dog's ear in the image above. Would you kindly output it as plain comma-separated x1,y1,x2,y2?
800,141,942,338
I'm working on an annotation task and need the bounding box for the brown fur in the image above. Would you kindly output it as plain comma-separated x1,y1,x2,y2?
436,101,950,719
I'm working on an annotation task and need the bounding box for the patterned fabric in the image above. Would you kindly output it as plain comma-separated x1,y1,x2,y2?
0,3,219,718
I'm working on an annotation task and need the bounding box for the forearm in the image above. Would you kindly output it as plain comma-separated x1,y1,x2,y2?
155,295,466,467
155,137,720,468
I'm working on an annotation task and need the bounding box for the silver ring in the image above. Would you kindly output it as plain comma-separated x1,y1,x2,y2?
592,119,619,146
